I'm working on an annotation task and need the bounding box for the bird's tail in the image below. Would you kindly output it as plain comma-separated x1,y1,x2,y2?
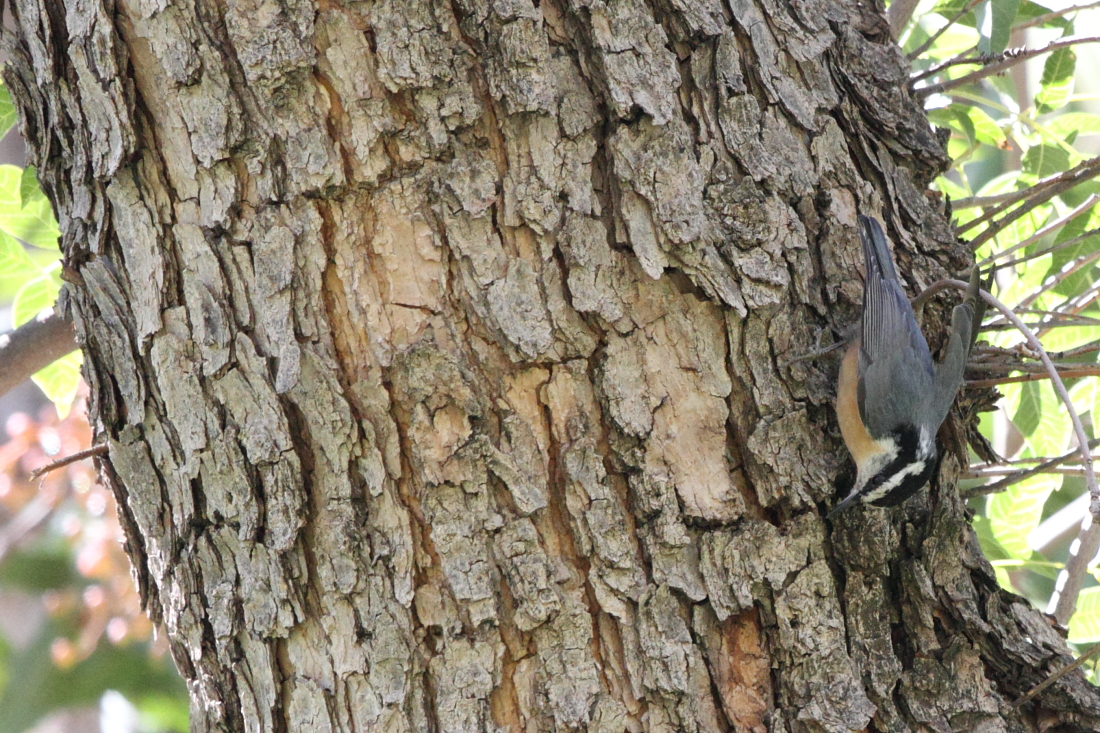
859,215,899,283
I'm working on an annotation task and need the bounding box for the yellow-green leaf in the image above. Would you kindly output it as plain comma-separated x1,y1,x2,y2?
966,106,1007,147
989,473,1062,559
32,351,82,419
1036,46,1076,115
1069,587,1100,643
989,0,1022,54
0,165,59,250
1047,112,1100,139
0,228,40,288
12,271,61,328
0,85,16,141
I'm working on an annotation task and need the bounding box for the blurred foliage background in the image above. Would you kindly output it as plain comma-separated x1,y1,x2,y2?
3,0,1100,730
906,0,1100,680
0,79,186,733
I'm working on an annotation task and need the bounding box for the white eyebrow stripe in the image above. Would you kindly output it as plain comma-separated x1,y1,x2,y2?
861,461,927,504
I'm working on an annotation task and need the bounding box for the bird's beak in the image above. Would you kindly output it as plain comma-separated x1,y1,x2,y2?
827,490,863,519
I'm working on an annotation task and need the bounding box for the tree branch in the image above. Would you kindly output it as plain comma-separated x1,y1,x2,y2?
918,279,1099,517
1013,1,1100,33
30,444,108,480
967,367,1100,388
1013,641,1100,708
915,36,1100,98
964,439,1100,495
0,311,77,399
888,0,921,41
975,195,1100,269
907,0,983,60
959,157,1100,252
1052,517,1100,625
922,280,1099,622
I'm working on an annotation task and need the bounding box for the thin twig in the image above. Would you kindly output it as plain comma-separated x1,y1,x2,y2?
1013,1,1100,32
920,280,1099,513
971,447,1100,466
1052,517,1100,623
978,319,1100,332
955,161,1100,214
964,159,1100,252
976,196,1100,268
1012,642,1100,708
1016,308,1100,323
1017,250,1100,311
911,52,1001,84
967,367,1100,388
969,358,1100,372
954,190,1033,210
965,466,1086,477
971,341,1100,360
1057,339,1100,358
990,226,1100,272
916,36,1100,98
29,444,108,481
959,157,1100,238
907,0,983,60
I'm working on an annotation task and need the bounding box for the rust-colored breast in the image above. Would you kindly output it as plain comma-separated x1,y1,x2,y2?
837,339,880,464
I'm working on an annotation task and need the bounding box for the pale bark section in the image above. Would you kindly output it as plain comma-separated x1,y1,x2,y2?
6,0,1100,732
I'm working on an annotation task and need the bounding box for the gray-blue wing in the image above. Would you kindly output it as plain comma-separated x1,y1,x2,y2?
857,216,934,438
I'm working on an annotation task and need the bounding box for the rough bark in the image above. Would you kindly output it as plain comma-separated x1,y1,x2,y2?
5,0,1100,731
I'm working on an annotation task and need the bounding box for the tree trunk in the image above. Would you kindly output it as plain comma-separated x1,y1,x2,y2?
6,0,1100,730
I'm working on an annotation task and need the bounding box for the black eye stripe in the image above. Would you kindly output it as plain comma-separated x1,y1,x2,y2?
862,424,938,507
865,460,937,507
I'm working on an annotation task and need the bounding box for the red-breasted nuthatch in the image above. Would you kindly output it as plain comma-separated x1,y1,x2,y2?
829,215,980,517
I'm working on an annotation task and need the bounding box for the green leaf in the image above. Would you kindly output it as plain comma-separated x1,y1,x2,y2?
32,351,82,419
1028,380,1073,457
1046,112,1100,139
0,85,16,142
1035,46,1077,114
12,270,60,328
927,106,955,127
1046,205,1100,296
903,23,932,57
990,0,1023,54
977,169,1025,197
974,514,1014,562
0,165,59,250
9,267,75,416
1069,587,1100,643
1015,1,1069,30
1042,325,1100,355
1061,180,1100,209
988,473,1062,558
1070,379,1100,436
965,105,1007,147
935,175,970,200
1022,143,1071,178
1014,379,1042,438
0,228,41,288
19,166,40,209
932,0,980,28
928,104,1006,150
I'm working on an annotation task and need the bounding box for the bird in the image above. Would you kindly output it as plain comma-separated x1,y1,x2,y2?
829,215,981,517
